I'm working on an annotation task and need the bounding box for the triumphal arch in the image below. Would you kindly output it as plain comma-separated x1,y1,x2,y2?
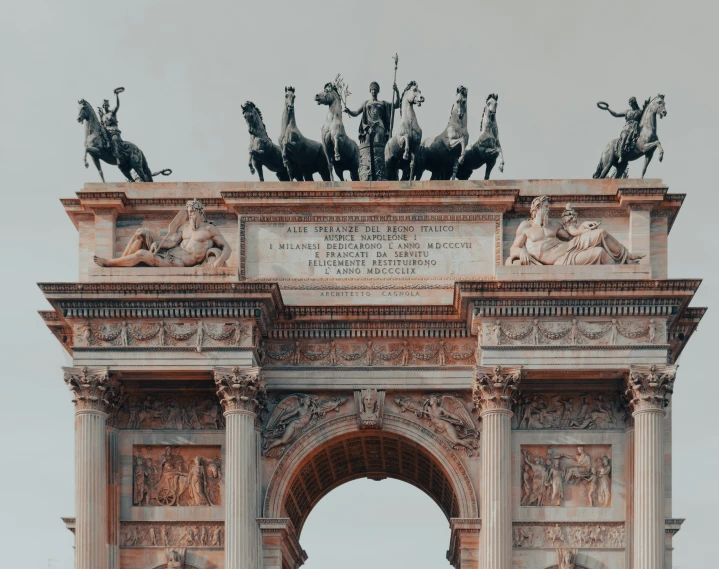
40,179,702,569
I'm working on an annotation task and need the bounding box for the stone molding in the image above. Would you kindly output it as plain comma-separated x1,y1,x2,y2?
258,518,307,568
214,366,268,415
625,364,677,413
447,518,481,567
63,366,121,413
472,365,522,413
120,522,224,547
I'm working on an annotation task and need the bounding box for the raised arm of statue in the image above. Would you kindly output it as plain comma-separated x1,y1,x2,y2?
209,226,232,268
392,84,401,109
605,107,625,118
344,103,364,118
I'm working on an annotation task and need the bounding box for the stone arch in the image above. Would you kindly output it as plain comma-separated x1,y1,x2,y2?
263,412,478,535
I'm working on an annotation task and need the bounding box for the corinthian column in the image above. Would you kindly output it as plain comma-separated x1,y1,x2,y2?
215,367,268,569
626,364,676,569
64,366,121,569
472,365,522,569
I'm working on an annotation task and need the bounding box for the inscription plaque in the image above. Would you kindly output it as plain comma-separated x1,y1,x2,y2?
244,218,497,304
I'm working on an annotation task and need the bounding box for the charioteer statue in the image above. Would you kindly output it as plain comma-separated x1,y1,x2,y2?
77,86,171,183
344,81,400,181
601,96,642,164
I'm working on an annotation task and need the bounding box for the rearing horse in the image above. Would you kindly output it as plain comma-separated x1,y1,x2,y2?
242,101,289,181
415,86,469,180
456,93,504,180
278,87,332,182
315,83,360,181
77,99,171,183
593,94,667,179
385,81,425,181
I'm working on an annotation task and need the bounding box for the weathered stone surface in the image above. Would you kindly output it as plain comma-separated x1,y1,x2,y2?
41,179,703,569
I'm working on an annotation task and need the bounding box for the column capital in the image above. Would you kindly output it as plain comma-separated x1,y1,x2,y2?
214,366,268,415
472,365,522,414
63,366,121,414
625,364,677,414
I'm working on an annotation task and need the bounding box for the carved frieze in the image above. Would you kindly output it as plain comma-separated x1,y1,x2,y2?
481,317,665,346
355,389,385,429
262,394,347,458
121,522,224,547
258,339,477,367
521,445,612,508
512,522,625,548
63,366,121,413
132,445,222,507
72,318,253,351
394,394,479,456
513,392,626,430
109,392,225,430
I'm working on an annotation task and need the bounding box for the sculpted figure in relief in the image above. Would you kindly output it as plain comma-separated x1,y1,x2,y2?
94,199,231,268
262,394,347,458
556,548,578,569
395,394,479,456
507,197,643,265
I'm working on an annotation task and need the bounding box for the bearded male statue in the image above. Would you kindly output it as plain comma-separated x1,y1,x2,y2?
94,199,231,268
506,196,643,266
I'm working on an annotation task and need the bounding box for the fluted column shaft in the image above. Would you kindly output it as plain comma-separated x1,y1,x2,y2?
626,364,676,569
215,367,267,569
473,365,522,569
225,409,259,569
479,409,512,569
64,367,121,569
633,408,665,569
75,408,108,569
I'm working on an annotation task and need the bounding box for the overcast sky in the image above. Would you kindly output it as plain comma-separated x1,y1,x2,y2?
1,1,717,568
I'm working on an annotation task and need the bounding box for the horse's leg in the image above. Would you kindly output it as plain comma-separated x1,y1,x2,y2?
409,152,416,181
333,164,345,181
401,136,410,161
332,134,341,162
484,157,497,180
641,148,655,178
119,164,135,183
255,162,265,182
84,148,90,169
91,155,106,183
321,146,334,182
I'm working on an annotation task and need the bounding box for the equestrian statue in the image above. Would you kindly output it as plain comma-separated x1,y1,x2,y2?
242,101,289,181
278,87,332,181
315,80,360,181
593,95,667,179
455,93,504,180
414,86,469,180
77,87,171,183
384,81,425,181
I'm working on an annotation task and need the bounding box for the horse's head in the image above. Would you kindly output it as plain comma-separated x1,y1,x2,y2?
454,85,468,120
654,94,667,119
241,101,266,134
315,82,339,106
485,93,499,119
403,81,424,107
284,86,296,112
77,99,91,123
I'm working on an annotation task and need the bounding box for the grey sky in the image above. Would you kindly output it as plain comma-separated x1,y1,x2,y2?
0,0,716,567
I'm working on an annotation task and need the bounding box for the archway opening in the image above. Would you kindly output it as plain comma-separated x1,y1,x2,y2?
301,478,451,569
281,432,461,535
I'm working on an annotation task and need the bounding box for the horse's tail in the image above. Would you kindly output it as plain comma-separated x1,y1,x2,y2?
152,168,172,177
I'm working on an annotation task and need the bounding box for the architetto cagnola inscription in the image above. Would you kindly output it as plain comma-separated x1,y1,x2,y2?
41,179,703,569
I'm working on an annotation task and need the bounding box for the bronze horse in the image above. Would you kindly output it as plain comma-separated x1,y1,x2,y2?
385,81,425,181
315,83,360,181
593,95,666,179
455,93,504,180
77,99,171,183
415,86,469,180
242,101,289,181
278,87,332,181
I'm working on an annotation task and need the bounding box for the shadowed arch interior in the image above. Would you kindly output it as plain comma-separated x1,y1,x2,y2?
282,431,460,534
